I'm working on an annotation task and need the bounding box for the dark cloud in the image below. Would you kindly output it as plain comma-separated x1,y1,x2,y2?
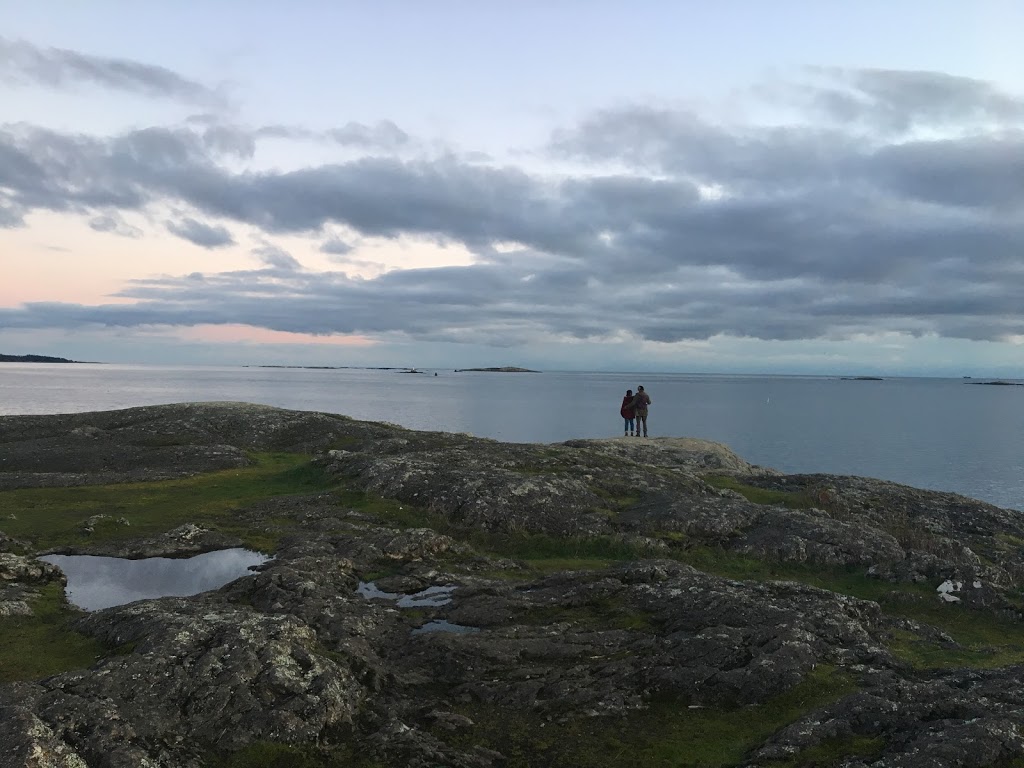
0,196,24,227
0,37,224,107
165,217,234,248
320,237,353,256
869,136,1024,208
3,67,1024,347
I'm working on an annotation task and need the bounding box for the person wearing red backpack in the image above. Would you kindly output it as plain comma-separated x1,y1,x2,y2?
632,385,652,437
620,389,636,436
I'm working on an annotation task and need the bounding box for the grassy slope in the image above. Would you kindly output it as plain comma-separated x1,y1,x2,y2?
0,453,333,552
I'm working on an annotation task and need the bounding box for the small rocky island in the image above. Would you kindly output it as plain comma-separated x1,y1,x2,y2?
454,366,539,373
0,354,81,363
3,403,1024,766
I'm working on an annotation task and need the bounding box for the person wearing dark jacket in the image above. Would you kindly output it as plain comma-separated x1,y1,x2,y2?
620,389,636,436
632,385,651,437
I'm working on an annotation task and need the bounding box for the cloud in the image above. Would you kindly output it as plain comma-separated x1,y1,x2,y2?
0,199,24,227
327,120,410,149
89,213,142,238
254,120,412,150
0,36,225,107
3,67,1024,349
804,68,1024,133
165,217,234,248
869,136,1024,208
320,237,353,256
252,243,302,270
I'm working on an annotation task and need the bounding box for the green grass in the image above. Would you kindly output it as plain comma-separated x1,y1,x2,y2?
440,665,858,768
0,583,107,682
331,487,438,528
484,532,653,562
884,611,1024,669
702,475,816,509
0,453,336,551
672,546,922,601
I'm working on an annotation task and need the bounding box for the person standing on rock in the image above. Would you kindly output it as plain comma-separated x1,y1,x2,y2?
620,389,636,436
632,385,651,437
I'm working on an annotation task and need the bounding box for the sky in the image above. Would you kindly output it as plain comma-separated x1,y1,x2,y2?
1,1,1023,375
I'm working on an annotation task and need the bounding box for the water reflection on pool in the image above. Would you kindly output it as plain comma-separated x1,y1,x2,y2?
40,548,271,611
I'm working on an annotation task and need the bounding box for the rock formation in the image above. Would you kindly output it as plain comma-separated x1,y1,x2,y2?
1,403,1024,766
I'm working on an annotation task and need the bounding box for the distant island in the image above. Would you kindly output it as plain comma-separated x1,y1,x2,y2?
840,376,883,381
247,366,415,372
970,380,1024,386
454,366,539,373
0,354,81,364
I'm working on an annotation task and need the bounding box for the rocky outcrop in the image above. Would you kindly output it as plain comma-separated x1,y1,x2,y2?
0,402,392,489
0,553,65,617
1,403,1024,766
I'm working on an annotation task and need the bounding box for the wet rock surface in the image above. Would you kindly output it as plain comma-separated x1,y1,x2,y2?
0,403,1023,766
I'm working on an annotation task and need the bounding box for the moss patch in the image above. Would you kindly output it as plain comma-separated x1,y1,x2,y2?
761,734,885,767
702,475,815,509
484,532,654,563
885,614,1024,669
0,583,106,682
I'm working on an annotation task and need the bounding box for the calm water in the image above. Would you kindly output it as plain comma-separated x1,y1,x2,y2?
2,363,1024,510
39,548,270,611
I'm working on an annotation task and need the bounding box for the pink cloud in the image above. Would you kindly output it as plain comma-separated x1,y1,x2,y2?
177,324,376,346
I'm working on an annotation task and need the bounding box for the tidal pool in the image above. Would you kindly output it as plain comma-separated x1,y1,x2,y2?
40,548,271,611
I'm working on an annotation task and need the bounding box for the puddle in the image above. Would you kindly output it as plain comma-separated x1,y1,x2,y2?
357,581,481,636
40,548,271,611
411,620,481,635
356,581,455,607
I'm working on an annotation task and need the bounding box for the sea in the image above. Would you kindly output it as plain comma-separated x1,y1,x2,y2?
2,363,1023,512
